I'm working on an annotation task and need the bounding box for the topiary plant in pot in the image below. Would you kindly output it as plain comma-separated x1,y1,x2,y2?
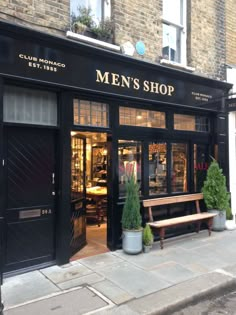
143,224,154,253
121,174,142,254
202,159,230,231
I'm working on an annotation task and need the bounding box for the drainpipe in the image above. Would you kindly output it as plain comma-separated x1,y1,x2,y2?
0,217,4,315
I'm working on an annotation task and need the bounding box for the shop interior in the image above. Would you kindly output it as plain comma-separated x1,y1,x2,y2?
70,131,108,260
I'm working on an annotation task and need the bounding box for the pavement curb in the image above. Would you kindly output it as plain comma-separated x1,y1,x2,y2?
124,271,236,315
157,277,236,315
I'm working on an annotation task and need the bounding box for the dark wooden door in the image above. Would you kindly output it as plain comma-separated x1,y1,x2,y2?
3,127,56,272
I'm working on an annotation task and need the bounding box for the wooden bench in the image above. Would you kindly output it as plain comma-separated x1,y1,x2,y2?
143,193,217,249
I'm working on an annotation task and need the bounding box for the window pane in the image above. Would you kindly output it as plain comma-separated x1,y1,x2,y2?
163,0,182,24
119,107,166,128
171,143,187,193
118,140,142,197
162,23,181,62
70,0,110,24
3,86,57,126
73,99,109,127
174,114,209,132
194,144,208,192
149,143,167,195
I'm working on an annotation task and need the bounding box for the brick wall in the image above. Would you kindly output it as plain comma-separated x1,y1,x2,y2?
0,0,70,36
188,0,226,80
112,0,162,62
0,0,228,80
226,0,236,65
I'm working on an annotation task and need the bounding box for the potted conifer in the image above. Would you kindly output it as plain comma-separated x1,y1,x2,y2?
121,175,143,254
143,224,154,253
202,159,230,231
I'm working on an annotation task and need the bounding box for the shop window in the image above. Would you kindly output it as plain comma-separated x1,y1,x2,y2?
73,99,109,127
3,85,57,126
119,107,166,128
174,114,209,132
118,140,142,197
171,143,188,193
162,0,186,64
193,144,208,192
149,143,167,195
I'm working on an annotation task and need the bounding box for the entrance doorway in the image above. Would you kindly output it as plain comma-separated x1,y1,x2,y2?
3,127,57,272
70,131,108,260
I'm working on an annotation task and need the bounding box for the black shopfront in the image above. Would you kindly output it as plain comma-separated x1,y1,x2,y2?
0,21,232,273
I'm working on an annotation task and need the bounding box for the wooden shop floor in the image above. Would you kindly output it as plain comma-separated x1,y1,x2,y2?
70,222,109,261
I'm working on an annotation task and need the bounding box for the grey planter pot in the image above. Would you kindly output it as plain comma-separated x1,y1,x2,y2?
143,245,152,253
208,209,226,231
122,229,143,254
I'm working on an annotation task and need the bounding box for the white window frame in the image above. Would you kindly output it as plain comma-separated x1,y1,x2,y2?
162,0,186,65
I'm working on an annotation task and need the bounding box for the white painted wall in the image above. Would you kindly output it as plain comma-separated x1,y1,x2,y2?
227,67,236,222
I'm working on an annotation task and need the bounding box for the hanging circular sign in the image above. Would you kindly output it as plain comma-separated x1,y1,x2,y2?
135,41,145,55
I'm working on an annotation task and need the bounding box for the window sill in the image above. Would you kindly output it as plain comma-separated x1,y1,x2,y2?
66,31,121,52
160,59,195,72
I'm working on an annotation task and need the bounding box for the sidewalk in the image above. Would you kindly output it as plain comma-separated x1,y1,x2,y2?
2,229,236,315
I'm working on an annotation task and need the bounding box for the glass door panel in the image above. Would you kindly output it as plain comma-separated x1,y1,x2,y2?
70,134,86,255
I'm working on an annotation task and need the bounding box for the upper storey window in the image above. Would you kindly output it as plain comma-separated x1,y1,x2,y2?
70,0,111,26
70,0,112,42
162,0,186,64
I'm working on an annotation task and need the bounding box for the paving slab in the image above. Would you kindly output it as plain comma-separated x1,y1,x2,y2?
4,287,109,315
94,261,172,298
58,273,104,290
92,279,134,304
80,252,124,270
2,270,60,308
150,261,196,284
40,263,93,284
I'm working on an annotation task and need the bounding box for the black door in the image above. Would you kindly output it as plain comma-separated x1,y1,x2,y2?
70,135,86,255
3,127,56,272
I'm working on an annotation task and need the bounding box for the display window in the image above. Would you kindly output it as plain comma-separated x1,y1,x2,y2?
148,142,167,195
118,140,142,196
193,144,209,192
171,143,188,193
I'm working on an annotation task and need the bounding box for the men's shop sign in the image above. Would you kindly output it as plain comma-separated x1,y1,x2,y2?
96,69,175,96
0,32,226,106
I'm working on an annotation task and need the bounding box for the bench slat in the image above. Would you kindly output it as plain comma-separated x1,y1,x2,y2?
148,213,217,228
143,193,203,207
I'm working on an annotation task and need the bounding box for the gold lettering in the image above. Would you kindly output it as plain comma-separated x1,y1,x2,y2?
150,81,160,93
121,75,130,88
159,84,167,95
111,73,120,86
168,85,175,96
96,70,110,84
143,80,149,92
133,78,140,90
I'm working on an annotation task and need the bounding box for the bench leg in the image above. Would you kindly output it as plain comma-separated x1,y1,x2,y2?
159,228,165,249
207,217,213,236
196,221,201,233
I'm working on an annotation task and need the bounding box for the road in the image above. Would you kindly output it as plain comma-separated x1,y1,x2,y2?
172,291,236,315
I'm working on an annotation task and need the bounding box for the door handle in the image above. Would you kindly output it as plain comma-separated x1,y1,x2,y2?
52,173,55,184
